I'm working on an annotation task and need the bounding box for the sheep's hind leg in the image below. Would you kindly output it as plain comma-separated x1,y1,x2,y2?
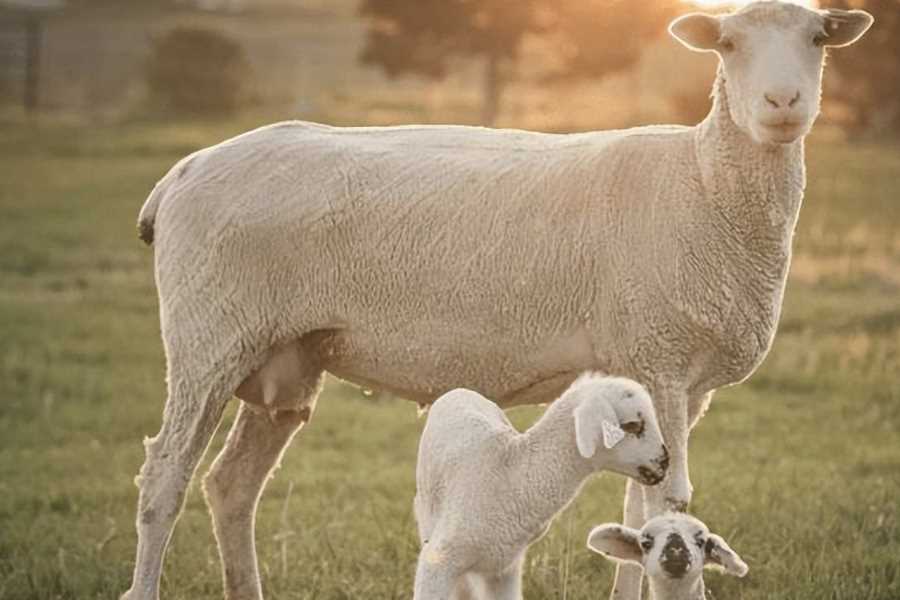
204,344,323,600
122,373,230,600
610,479,646,600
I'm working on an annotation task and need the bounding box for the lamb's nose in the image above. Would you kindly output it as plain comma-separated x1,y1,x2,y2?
764,90,800,108
660,534,691,578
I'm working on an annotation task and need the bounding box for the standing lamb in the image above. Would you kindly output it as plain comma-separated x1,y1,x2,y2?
587,513,748,600
414,375,669,600
122,2,873,599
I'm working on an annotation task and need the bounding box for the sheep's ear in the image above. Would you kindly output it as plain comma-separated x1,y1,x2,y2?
821,9,874,48
669,13,722,52
704,534,748,577
587,525,643,565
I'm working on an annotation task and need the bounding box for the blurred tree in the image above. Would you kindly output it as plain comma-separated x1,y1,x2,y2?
827,0,900,135
146,26,251,114
359,0,546,125
358,0,677,126
542,0,679,82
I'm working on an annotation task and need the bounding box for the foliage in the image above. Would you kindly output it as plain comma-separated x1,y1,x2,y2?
540,0,680,82
145,26,251,114
826,0,900,135
358,0,679,124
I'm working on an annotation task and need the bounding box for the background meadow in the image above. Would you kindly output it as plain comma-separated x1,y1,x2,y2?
0,0,898,598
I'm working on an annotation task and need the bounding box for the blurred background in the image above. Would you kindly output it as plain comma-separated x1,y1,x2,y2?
0,0,898,133
0,1,898,599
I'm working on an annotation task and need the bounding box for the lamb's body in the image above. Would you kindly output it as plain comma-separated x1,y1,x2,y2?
147,112,797,409
413,377,668,599
414,390,545,576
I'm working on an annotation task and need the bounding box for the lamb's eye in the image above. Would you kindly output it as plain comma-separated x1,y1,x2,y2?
813,32,828,46
719,36,735,52
621,420,644,436
641,538,653,552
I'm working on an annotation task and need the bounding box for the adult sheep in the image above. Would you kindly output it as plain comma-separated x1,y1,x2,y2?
121,2,874,600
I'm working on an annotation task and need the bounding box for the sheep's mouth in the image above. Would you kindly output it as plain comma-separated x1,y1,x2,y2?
638,466,665,486
758,120,806,143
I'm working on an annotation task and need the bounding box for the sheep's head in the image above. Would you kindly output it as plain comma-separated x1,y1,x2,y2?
587,514,747,598
670,1,873,145
570,374,668,486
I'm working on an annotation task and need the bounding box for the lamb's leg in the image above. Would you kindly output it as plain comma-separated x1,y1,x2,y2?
610,479,646,600
452,574,481,600
414,548,460,600
203,402,314,600
121,379,229,600
481,558,523,600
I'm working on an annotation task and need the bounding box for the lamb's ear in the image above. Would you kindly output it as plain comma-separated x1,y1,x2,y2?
574,400,598,458
574,400,623,458
704,534,748,577
821,9,874,48
587,525,643,565
669,13,722,52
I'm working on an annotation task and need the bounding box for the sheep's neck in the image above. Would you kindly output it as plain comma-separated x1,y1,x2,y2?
513,396,596,535
648,575,705,600
681,68,806,388
697,68,806,220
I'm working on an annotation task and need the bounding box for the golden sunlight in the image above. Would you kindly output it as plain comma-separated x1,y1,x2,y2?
688,0,818,7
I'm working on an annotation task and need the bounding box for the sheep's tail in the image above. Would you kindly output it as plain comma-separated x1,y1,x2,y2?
137,154,195,246
136,180,165,246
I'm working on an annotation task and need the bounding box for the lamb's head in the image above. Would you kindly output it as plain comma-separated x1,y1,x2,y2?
587,514,747,599
670,1,873,145
570,374,668,486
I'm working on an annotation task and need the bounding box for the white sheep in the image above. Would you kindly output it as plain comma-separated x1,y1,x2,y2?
587,513,748,600
414,374,669,600
122,3,873,599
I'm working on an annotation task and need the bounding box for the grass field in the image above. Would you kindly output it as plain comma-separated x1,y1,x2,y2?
0,115,898,600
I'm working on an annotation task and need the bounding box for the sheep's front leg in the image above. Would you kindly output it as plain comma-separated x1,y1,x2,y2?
203,401,315,600
644,387,692,515
610,479,646,600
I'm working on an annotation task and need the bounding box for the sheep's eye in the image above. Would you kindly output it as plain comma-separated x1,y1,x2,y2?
621,420,644,436
641,538,653,552
719,36,735,52
813,32,828,47
694,535,706,549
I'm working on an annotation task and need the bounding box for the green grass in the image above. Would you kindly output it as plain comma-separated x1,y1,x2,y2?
0,116,898,600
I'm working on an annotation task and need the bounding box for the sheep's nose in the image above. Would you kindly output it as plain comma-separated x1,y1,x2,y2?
660,534,692,578
764,90,800,109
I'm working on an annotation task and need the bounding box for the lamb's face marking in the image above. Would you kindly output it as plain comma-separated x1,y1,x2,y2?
669,1,873,145
577,378,668,486
587,514,749,589
641,517,708,581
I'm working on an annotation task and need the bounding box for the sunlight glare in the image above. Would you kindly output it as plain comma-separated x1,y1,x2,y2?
688,0,817,7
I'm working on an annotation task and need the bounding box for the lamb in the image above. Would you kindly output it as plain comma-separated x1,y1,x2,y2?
413,375,669,600
121,3,873,599
587,513,747,600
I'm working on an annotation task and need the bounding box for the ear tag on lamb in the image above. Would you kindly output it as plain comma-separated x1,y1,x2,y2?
602,420,625,449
